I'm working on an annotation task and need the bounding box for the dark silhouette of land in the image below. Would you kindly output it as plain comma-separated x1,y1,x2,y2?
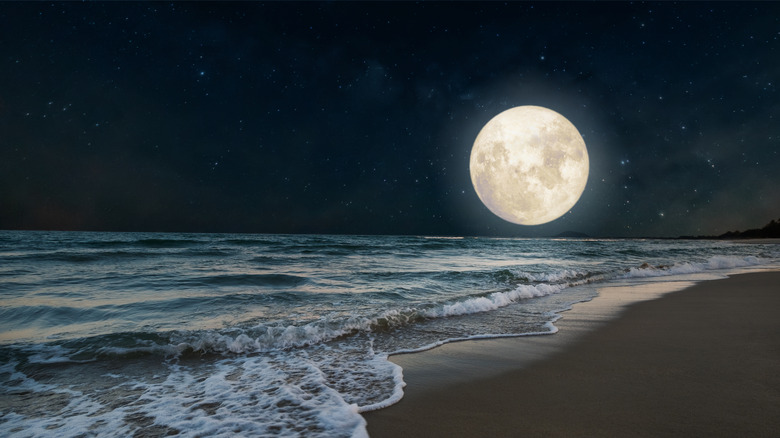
545,219,779,240
679,218,780,240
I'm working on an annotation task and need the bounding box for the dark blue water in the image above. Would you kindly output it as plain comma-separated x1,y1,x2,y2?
1,231,777,437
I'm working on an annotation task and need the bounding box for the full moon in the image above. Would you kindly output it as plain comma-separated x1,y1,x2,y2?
469,106,589,225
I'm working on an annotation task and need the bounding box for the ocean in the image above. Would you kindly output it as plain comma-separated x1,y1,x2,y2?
1,231,778,437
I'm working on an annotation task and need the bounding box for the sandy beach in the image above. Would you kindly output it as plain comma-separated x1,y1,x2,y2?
364,271,780,437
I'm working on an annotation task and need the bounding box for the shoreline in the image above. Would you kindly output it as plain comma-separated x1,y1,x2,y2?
363,270,780,437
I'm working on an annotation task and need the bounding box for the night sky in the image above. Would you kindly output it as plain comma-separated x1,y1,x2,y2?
2,2,778,237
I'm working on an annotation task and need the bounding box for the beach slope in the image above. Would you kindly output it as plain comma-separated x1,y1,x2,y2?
365,271,780,437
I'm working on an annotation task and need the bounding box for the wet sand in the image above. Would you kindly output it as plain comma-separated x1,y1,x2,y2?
364,271,780,437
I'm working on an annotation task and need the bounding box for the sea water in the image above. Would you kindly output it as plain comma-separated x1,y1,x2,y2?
1,231,778,437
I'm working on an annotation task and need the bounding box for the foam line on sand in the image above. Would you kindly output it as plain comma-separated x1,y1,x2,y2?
364,271,780,437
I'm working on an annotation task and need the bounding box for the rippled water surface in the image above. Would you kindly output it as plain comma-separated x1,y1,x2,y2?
1,231,777,436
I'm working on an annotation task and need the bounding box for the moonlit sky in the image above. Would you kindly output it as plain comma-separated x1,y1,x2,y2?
1,2,778,237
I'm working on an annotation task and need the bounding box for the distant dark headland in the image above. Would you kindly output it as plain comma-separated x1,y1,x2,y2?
678,218,780,240
548,219,780,240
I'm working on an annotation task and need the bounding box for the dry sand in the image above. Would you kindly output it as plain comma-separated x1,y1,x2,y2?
364,271,780,437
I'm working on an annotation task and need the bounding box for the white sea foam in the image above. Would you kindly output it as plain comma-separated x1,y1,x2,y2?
424,283,565,318
173,316,377,355
0,366,135,437
170,281,567,356
354,354,406,413
4,232,778,437
24,344,81,364
388,317,562,358
523,269,587,283
140,357,369,438
624,255,764,278
1,355,371,437
0,361,58,394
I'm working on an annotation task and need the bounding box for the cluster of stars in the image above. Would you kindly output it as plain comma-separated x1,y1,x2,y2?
1,1,777,236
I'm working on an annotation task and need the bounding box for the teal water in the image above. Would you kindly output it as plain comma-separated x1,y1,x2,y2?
1,231,777,437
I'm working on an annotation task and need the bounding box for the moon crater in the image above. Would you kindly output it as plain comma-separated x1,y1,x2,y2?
469,106,589,226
